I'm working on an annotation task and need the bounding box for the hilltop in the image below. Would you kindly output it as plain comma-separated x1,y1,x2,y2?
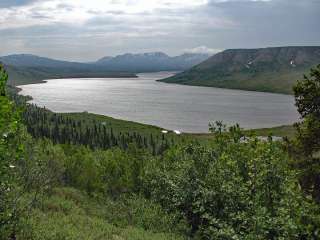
159,46,320,94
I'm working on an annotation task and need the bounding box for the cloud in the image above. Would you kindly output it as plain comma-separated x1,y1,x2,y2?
0,0,37,8
0,0,209,28
210,0,271,2
0,0,319,61
184,46,221,55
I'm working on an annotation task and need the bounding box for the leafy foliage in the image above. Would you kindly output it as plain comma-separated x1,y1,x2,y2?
294,65,320,118
0,64,21,238
145,122,320,239
1,65,66,238
290,64,320,202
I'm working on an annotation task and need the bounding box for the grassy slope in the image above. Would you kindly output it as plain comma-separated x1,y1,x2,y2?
6,65,58,86
245,125,296,139
25,188,183,240
160,66,309,94
160,46,320,94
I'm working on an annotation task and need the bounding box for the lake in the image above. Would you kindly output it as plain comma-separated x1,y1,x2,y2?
18,72,300,133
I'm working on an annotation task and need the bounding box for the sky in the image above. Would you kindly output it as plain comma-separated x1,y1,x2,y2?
0,0,319,61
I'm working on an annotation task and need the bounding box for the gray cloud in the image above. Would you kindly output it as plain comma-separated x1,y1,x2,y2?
0,0,319,61
0,0,37,8
203,0,320,48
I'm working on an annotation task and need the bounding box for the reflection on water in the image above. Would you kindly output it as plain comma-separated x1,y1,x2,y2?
18,72,299,133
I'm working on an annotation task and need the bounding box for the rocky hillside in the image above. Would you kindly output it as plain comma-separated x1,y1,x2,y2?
160,46,320,94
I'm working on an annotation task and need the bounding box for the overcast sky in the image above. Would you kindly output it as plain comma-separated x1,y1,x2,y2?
0,0,319,61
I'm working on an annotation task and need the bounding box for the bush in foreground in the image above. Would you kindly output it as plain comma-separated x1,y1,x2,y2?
145,123,320,239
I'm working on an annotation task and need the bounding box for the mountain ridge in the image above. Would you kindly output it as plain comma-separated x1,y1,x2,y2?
159,46,320,94
1,52,210,86
0,54,87,68
94,52,210,72
1,52,210,71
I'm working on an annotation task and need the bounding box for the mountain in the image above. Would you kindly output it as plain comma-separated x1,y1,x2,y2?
0,55,137,86
0,54,87,69
4,65,136,86
96,56,113,64
95,52,210,72
159,46,320,94
1,52,209,71
1,52,210,86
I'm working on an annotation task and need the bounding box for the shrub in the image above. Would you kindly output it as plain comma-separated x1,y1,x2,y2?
145,123,320,239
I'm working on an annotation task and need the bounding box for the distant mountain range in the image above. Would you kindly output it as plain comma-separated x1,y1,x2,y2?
0,52,209,86
0,54,87,69
95,52,210,72
1,52,209,70
160,46,320,94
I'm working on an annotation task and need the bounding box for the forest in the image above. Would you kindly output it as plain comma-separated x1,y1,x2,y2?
1,64,320,239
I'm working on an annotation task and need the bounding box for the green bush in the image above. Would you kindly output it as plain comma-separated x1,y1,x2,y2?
145,123,320,239
290,64,320,201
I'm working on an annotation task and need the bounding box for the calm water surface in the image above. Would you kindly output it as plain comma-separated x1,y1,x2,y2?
18,72,299,133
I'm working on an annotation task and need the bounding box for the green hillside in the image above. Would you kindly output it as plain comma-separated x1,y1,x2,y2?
160,46,320,94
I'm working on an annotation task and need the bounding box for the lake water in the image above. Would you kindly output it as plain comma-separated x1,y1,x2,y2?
18,72,300,133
